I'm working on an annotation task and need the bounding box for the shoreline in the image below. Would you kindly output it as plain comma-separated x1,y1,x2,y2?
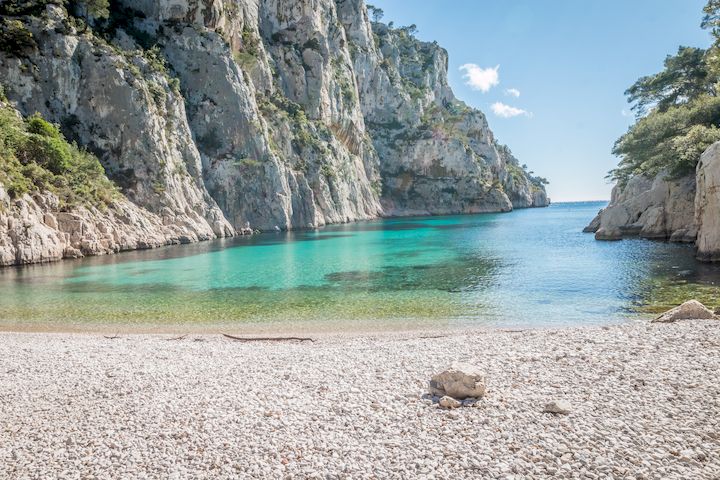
2,318,718,478
0,314,638,336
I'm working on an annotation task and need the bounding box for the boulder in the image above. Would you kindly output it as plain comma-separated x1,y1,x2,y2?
652,300,716,323
429,362,486,399
543,400,572,415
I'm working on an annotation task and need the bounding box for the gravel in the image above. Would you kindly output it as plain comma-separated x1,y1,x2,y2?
1,320,719,479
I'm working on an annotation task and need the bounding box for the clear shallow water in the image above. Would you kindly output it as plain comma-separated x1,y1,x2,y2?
2,201,720,331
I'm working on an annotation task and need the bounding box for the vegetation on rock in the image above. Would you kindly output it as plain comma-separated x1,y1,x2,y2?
610,1,720,185
0,96,118,208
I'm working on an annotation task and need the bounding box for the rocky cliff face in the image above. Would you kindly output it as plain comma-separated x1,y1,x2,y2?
584,173,697,243
0,0,548,266
337,5,548,214
695,142,720,261
585,140,720,261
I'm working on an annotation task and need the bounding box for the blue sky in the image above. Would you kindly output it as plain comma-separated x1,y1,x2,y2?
368,0,711,201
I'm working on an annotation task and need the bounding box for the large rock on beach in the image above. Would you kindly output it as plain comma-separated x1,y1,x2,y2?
652,300,716,323
429,362,486,399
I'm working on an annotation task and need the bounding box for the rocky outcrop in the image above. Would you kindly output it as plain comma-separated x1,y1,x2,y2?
587,140,720,262
652,300,716,323
0,181,209,267
584,173,696,242
695,142,720,261
0,0,548,266
121,0,383,229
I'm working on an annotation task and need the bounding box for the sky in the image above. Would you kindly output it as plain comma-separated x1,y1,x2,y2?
368,0,711,201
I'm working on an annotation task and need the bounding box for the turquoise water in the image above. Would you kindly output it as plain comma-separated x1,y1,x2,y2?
2,201,720,331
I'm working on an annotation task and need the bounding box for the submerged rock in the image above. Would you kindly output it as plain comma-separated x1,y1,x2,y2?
652,300,717,323
429,362,486,399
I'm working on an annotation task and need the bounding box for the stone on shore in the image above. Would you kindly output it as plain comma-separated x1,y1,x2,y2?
652,300,716,323
543,400,572,415
429,362,486,399
438,396,462,409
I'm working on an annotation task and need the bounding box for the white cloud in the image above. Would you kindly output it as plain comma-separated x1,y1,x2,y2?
505,88,521,98
621,109,632,117
491,102,532,119
459,64,499,92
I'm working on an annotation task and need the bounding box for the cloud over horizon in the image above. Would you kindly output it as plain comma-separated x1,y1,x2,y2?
459,64,499,92
491,102,532,118
505,88,521,98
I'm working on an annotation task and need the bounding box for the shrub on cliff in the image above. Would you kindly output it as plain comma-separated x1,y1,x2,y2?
0,18,37,57
0,103,118,208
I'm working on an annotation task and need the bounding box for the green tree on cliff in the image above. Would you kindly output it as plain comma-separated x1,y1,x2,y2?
69,0,109,20
609,1,720,185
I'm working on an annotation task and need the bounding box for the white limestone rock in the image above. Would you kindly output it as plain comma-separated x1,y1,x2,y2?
438,396,462,409
588,173,696,242
0,0,549,266
543,400,572,415
652,300,716,324
695,141,720,261
429,362,486,400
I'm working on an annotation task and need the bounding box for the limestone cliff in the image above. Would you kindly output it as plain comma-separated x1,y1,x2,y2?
584,173,697,243
337,5,549,214
695,142,720,261
0,0,548,266
585,140,720,262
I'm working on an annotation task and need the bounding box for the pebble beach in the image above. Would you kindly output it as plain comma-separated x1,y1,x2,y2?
1,319,719,479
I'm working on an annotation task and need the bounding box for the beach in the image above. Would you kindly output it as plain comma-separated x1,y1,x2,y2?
1,319,719,479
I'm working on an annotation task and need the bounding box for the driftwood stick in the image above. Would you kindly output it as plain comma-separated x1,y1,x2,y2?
166,334,188,341
222,333,315,343
396,334,449,342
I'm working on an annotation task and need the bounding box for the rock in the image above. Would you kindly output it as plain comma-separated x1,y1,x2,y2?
583,212,601,233
652,300,716,323
429,362,486,399
695,142,720,261
587,173,696,242
543,400,572,415
438,396,462,409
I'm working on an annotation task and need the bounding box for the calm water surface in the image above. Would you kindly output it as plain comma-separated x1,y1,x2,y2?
2,201,720,331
